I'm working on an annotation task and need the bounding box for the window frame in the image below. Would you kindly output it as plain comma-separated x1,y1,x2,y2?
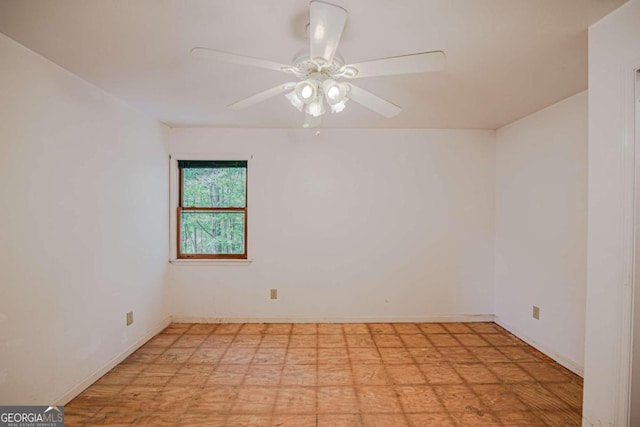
169,154,252,264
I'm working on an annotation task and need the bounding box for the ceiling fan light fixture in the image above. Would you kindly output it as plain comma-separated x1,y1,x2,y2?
327,86,340,99
285,90,304,111
321,79,347,105
306,96,325,117
330,98,347,113
295,80,318,104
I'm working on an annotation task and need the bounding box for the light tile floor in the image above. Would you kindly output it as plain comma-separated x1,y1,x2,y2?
65,322,583,426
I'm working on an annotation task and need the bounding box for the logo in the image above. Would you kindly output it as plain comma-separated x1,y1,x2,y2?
0,405,64,427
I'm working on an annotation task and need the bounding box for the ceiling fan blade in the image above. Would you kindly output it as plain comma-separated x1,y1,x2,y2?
227,83,296,110
345,83,402,118
309,1,347,64
345,51,445,79
191,47,295,74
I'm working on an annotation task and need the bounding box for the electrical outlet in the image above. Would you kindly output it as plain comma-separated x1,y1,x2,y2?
126,311,134,326
532,306,540,320
270,289,278,300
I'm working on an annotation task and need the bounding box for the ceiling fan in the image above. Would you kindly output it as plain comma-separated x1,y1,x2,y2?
191,1,445,127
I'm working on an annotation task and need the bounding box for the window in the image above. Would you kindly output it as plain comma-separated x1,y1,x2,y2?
177,160,247,259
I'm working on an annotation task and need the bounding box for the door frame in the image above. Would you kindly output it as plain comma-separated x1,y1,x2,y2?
619,65,640,426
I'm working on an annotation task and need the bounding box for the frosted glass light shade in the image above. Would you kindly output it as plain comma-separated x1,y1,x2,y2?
306,99,325,117
295,80,317,104
321,79,347,105
330,99,347,113
286,91,304,111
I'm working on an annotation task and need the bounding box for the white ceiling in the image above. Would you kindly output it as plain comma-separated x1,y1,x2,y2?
0,0,625,129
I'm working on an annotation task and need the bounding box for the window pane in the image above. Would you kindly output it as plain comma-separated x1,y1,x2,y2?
180,211,245,255
182,167,246,208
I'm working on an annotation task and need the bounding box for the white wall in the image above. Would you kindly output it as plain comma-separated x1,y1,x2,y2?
0,33,170,404
584,0,640,425
494,91,588,375
168,128,495,322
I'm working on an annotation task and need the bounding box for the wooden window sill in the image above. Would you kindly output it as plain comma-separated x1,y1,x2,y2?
169,259,252,266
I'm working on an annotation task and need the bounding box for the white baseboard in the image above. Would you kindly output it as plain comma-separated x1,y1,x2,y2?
170,314,495,324
55,316,172,405
494,316,584,377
